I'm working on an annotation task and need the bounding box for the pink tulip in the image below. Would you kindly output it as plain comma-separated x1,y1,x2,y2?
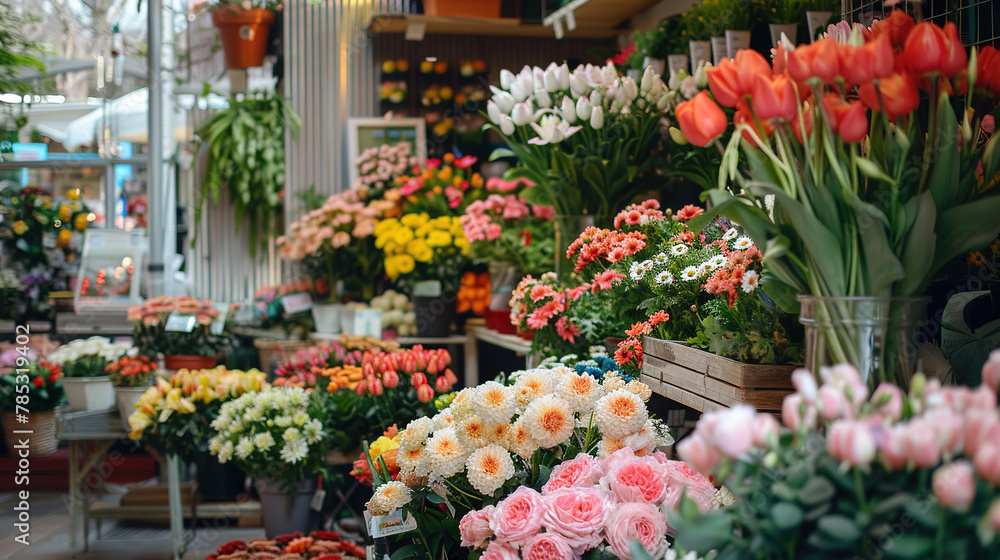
817,385,848,421
435,374,452,394
751,413,780,448
963,408,1000,456
676,433,722,475
416,383,434,403
880,425,910,471
932,460,976,512
791,369,818,402
411,371,428,387
355,380,368,396
827,420,876,468
370,378,384,396
904,419,942,469
708,405,756,458
974,442,1000,485
383,370,399,389
987,499,1000,533
984,350,1000,393
782,394,817,431
872,382,904,421
820,364,869,405
444,368,458,386
924,407,964,456
969,384,998,411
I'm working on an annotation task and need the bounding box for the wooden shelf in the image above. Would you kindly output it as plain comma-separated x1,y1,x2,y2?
368,14,622,39
543,0,663,30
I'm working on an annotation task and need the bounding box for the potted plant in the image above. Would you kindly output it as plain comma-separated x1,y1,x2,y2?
129,367,267,502
204,0,280,69
0,360,64,457
208,387,328,537
194,92,300,256
716,0,753,58
804,0,839,42
47,337,131,411
128,296,234,370
106,355,155,432
682,3,713,70
375,213,471,337
690,0,730,65
766,0,807,46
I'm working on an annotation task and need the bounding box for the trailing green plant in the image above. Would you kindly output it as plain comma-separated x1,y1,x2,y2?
194,92,300,255
0,0,45,95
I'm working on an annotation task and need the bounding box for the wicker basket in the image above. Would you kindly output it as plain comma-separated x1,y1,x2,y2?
253,338,315,374
1,408,59,457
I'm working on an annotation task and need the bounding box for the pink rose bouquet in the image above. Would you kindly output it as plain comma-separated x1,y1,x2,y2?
672,359,1000,559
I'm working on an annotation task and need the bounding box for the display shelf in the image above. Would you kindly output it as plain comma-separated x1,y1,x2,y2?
543,0,663,34
308,332,467,345
367,13,621,39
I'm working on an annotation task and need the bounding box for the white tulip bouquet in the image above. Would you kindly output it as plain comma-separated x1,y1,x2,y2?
486,62,672,223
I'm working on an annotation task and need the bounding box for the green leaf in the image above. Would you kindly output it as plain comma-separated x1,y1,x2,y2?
669,509,734,553
798,476,836,507
883,534,934,559
932,195,1000,273
771,502,804,531
390,543,426,560
895,192,937,295
629,541,657,560
927,91,960,209
857,211,904,296
818,514,861,542
856,156,897,185
489,147,516,161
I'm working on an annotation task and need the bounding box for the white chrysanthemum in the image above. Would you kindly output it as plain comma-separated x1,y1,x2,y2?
741,269,760,293
514,369,552,409
292,411,310,426
594,390,648,440
217,440,234,463
275,415,293,428
424,427,467,479
235,437,254,459
398,443,429,476
521,394,575,449
546,365,575,387
637,259,654,273
245,406,263,422
456,415,490,450
629,262,645,281
507,417,539,461
208,437,223,455
557,373,604,415
597,437,625,459
287,387,309,407
283,427,301,441
620,420,657,455
465,444,515,495
654,252,669,264
559,354,578,363
722,228,739,241
474,381,516,424
732,235,753,250
625,380,653,402
654,270,674,285
280,437,308,464
366,480,413,516
398,417,435,448
449,389,475,421
485,421,510,445
602,374,627,393
670,244,689,256
254,431,275,451
303,419,324,443
680,266,700,281
432,409,455,430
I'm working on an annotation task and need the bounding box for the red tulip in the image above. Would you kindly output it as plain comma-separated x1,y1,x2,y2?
791,101,815,144
788,38,843,85
751,73,797,121
977,46,1000,97
416,383,434,403
410,371,428,387
675,91,729,147
382,370,399,389
435,374,451,393
871,9,914,50
734,100,775,148
821,94,868,143
354,379,368,396
858,71,919,122
444,368,458,386
904,21,967,78
842,36,894,88
706,49,771,108
370,378,384,396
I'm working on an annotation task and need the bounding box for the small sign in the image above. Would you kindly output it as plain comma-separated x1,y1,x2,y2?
209,301,230,335
413,280,442,298
368,509,418,538
164,312,196,332
352,309,383,339
281,292,313,314
310,488,327,511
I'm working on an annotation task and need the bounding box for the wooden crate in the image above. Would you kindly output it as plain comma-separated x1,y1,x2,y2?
641,337,795,413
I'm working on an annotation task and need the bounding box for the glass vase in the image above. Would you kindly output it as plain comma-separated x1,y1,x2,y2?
554,214,596,279
798,296,929,388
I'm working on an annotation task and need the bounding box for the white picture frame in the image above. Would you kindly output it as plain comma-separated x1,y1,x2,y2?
346,117,426,188
73,228,147,312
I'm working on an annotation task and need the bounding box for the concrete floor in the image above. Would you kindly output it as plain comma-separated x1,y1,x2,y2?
0,492,268,560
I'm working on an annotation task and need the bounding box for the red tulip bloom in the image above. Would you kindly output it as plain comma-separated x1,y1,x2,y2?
841,36,894,88
676,91,728,147
977,46,1000,97
788,38,843,85
790,101,814,144
734,100,775,148
904,21,967,78
872,9,914,50
751,73,798,121
821,94,868,143
707,49,771,108
858,71,920,122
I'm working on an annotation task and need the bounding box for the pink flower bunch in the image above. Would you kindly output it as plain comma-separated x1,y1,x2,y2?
459,448,715,559
703,245,763,307
565,227,648,273
277,190,391,260
613,200,664,229
679,359,1000,514
509,275,580,342
462,195,532,242
613,310,670,371
354,142,418,192
127,295,222,327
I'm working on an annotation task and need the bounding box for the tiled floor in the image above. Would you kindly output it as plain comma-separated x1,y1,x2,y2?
0,492,267,560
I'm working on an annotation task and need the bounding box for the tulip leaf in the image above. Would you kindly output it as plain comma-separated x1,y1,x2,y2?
858,210,904,296
856,156,896,185
798,476,836,507
872,492,914,517
761,270,802,314
883,534,934,559
983,133,1000,185
817,514,862,542
932,194,1000,274
771,502,804,531
895,192,937,296
928,92,960,210
488,147,515,161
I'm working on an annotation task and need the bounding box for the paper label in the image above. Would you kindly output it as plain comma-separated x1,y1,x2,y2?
281,292,313,314
368,509,418,538
209,302,230,335
42,232,58,249
164,312,196,332
310,488,326,511
352,309,383,339
413,280,442,298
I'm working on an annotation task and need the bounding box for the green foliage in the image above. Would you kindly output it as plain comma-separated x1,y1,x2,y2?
626,15,687,69
0,361,65,412
194,92,300,256
0,0,45,95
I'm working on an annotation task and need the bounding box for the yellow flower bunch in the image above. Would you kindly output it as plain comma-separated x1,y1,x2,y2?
375,213,470,280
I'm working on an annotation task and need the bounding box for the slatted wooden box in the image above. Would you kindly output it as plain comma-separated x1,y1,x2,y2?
640,337,795,413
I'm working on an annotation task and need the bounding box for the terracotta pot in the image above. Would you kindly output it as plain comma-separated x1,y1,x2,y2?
423,0,501,18
1,409,58,457
212,7,275,69
163,355,218,371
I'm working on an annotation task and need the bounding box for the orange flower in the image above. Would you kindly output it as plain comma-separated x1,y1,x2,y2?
675,91,727,147
968,251,986,266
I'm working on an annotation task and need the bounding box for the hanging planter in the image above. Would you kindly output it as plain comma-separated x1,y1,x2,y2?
211,7,276,69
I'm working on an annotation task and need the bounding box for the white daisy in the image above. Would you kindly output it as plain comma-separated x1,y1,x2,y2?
280,437,308,464
653,252,669,264
722,228,739,241
637,259,654,273
629,262,644,281
680,266,700,281
254,432,275,451
282,427,301,441
669,244,689,256
708,255,728,268
303,419,324,443
654,270,674,285
292,411,309,426
217,440,234,463
732,235,753,250
275,415,293,428
741,269,760,293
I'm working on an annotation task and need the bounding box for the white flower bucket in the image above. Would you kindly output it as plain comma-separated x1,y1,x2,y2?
689,40,711,70
115,386,148,432
770,23,798,47
725,29,751,58
62,377,115,411
642,56,665,77
711,36,728,65
311,303,343,334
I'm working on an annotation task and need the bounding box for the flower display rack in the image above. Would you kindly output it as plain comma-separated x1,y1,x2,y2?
640,337,794,413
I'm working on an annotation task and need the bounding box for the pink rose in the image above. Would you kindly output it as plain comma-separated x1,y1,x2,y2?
521,532,575,560
541,488,609,552
661,460,716,514
982,350,1000,393
676,433,721,475
932,460,976,511
827,420,876,468
543,453,601,494
974,442,1000,485
459,505,495,548
705,405,756,457
604,502,669,560
490,486,544,546
782,394,817,431
751,413,780,448
481,540,520,560
872,382,904,421
603,455,668,505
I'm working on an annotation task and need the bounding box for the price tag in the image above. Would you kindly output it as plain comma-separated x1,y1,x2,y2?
280,292,313,314
309,488,326,511
209,301,230,335
352,309,383,339
164,312,196,332
42,233,58,249
368,509,418,538
413,280,442,298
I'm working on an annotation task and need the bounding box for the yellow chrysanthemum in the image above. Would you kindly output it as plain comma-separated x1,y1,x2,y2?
474,381,516,425
407,239,433,263
431,216,454,231
594,390,648,440
74,213,89,231
401,212,429,228
12,221,27,235
370,435,400,459
374,218,400,237
392,226,415,246
58,205,71,221
521,394,574,449
465,444,515,495
426,230,452,248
